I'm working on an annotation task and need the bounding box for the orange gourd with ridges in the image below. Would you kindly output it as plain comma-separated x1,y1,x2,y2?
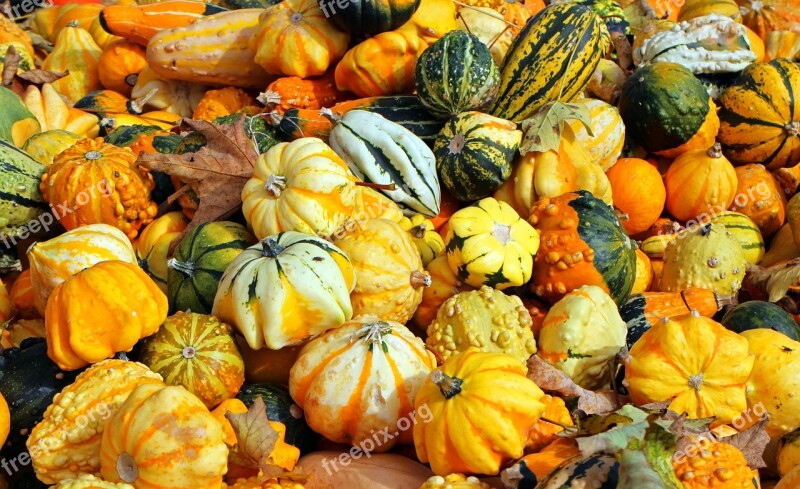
42,22,103,104
98,40,147,96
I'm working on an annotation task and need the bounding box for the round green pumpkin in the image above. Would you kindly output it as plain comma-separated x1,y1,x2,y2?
237,383,319,453
721,301,800,341
329,0,420,35
167,221,254,314
618,62,712,154
139,311,245,409
415,30,500,119
434,111,520,201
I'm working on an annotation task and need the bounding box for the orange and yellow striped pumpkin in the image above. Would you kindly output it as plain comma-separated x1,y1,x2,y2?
42,22,102,104
9,270,37,319
568,98,625,171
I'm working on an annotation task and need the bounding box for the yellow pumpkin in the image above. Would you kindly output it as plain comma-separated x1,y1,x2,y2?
23,83,100,137
400,214,445,267
241,137,357,239
133,211,189,293
42,22,103,104
332,218,429,324
413,349,546,476
22,130,82,167
130,66,207,117
397,0,458,44
412,255,476,330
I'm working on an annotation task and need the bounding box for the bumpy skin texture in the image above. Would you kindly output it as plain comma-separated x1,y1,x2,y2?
225,476,306,489
52,474,135,489
419,474,493,488
672,436,759,489
426,285,536,363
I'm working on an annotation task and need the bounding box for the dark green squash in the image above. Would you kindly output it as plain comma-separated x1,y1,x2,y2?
619,294,651,349
721,301,800,341
236,383,319,454
328,0,420,35
103,124,162,147
167,221,255,314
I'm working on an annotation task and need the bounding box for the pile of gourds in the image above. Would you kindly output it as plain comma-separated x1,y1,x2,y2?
0,0,799,487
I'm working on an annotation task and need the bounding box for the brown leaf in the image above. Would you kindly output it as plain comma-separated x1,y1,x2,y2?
744,258,800,302
17,69,69,84
2,44,19,87
527,355,625,415
137,117,259,252
719,416,771,469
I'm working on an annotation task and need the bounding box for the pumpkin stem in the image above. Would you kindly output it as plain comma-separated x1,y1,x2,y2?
167,258,195,277
129,87,159,115
264,174,288,197
688,372,704,391
116,453,139,483
84,150,103,161
412,223,427,239
787,121,800,138
492,223,512,245
181,346,197,359
706,143,723,159
261,237,286,258
410,270,432,288
319,107,341,124
125,73,139,88
447,134,466,154
257,89,282,106
431,369,463,399
355,181,397,191
351,321,394,348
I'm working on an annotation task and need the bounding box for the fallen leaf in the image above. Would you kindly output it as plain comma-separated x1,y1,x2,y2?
519,101,593,155
719,416,770,469
2,45,19,87
137,117,259,252
16,69,70,84
527,355,625,415
744,258,800,302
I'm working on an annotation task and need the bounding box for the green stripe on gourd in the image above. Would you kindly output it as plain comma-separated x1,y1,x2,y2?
329,0,420,35
434,111,520,201
415,30,499,119
721,301,800,341
488,3,610,122
104,124,162,147
0,140,48,240
711,211,765,264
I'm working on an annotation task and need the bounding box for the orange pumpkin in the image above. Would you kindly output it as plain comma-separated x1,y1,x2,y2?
730,163,786,238
42,22,103,104
192,87,257,123
262,73,348,114
738,0,800,40
97,40,148,97
606,158,666,236
526,395,573,452
412,255,475,331
9,269,38,319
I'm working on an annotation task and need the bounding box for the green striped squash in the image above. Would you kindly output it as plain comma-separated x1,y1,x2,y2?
329,0,420,35
104,124,162,147
721,301,800,341
711,211,765,264
167,221,255,314
434,111,520,201
415,30,499,119
328,109,440,217
618,62,713,154
139,311,245,409
0,140,48,241
488,3,610,122
534,453,619,488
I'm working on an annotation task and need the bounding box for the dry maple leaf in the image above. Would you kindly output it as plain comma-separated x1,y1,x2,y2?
2,45,68,96
719,416,771,469
137,117,259,251
744,258,800,302
527,355,625,415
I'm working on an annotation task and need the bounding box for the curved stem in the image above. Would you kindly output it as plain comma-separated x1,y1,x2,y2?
167,257,195,277
410,270,431,288
355,181,396,191
431,369,463,399
261,237,286,258
129,87,159,115
706,143,723,159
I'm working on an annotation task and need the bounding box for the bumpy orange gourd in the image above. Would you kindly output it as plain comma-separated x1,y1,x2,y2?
97,40,148,97
262,74,347,114
45,260,168,371
192,87,257,122
39,138,158,239
732,163,786,238
526,395,574,452
672,435,760,489
42,22,102,104
738,0,800,40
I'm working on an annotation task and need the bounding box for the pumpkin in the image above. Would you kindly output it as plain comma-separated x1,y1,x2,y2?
45,260,167,371
0,11,35,53
328,0,420,34
130,67,207,118
528,191,636,305
167,221,254,314
660,222,747,297
0,85,41,148
426,285,536,363
718,59,800,170
672,435,761,489
328,110,440,217
39,137,158,239
733,163,786,238
444,197,539,290
22,130,82,167
1,319,46,349
400,214,445,267
334,29,428,98
526,395,573,452
678,0,742,22
27,359,164,484
213,232,355,351
710,211,765,265
664,143,738,223
140,312,244,409
51,3,104,39
97,40,147,97
779,428,800,477
251,0,350,78
22,83,100,137
434,111,520,202
414,30,499,118
192,87,257,123
605,158,665,236
419,474,492,488
42,22,103,104
27,223,137,316
538,285,628,389
99,383,228,488
396,0,458,45
721,300,800,341
412,254,475,330
262,74,348,114
413,349,546,476
51,475,134,489
624,311,754,424
568,97,625,171
764,30,800,62
9,269,37,319
332,218,429,324
738,0,800,40
133,211,189,293
619,62,719,158
289,315,436,448
241,137,357,239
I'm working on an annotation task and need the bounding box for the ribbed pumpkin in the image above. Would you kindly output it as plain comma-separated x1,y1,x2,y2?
619,62,719,158
414,30,499,118
139,312,244,409
624,311,754,424
167,221,254,314
99,383,228,488
97,40,147,97
27,359,164,484
413,349,546,476
434,112,521,202
718,59,800,170
251,0,350,78
732,163,786,238
289,316,436,448
568,98,625,171
445,197,539,290
710,211,765,264
39,138,158,239
241,137,357,239
664,143,738,223
262,74,347,114
27,223,137,316
400,214,445,267
328,0,420,34
489,3,610,122
133,211,189,293
528,191,636,305
738,0,800,40
212,231,355,351
192,88,257,123
332,218,429,324
50,474,134,489
45,260,168,371
42,22,102,104
412,254,476,329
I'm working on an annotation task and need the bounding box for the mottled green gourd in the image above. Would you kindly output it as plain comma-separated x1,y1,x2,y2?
415,30,500,119
660,222,746,296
